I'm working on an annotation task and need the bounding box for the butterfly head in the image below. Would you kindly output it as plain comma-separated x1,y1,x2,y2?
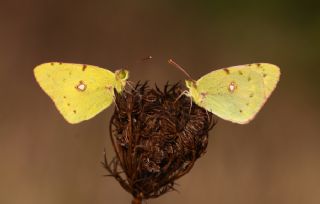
185,80,196,89
115,69,129,93
185,80,200,101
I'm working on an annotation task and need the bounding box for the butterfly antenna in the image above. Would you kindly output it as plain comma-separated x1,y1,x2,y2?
140,56,153,61
168,59,194,81
123,56,153,71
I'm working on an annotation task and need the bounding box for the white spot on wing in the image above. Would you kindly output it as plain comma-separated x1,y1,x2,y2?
76,81,86,91
228,82,236,92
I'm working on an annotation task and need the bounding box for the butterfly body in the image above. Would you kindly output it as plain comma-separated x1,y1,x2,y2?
34,62,129,124
185,63,280,124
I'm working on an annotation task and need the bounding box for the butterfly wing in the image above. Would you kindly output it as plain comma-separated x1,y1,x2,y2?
34,62,117,124
248,63,280,97
193,63,280,124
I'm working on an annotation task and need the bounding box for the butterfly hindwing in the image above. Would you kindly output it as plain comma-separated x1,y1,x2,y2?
34,62,116,124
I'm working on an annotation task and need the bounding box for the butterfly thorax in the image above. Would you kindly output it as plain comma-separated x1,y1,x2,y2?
115,69,129,93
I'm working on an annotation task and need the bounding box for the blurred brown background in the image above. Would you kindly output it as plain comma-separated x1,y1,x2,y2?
1,0,320,203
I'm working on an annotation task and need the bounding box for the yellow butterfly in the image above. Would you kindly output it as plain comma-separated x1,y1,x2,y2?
34,62,129,124
169,60,280,124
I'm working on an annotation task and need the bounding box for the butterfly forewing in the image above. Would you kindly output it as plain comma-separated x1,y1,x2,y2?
34,62,116,124
248,63,280,97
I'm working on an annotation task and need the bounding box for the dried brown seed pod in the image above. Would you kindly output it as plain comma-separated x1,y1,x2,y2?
102,82,215,204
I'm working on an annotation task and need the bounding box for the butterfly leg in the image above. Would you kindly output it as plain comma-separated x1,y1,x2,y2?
188,95,193,114
126,80,135,91
112,95,119,111
174,90,189,104
205,109,210,119
173,90,193,114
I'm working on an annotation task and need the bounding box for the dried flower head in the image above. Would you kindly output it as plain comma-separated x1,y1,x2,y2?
102,82,215,204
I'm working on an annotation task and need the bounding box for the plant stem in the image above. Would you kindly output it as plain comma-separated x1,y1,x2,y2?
132,197,142,204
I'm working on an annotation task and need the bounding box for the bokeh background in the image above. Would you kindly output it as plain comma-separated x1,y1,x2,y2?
1,0,320,203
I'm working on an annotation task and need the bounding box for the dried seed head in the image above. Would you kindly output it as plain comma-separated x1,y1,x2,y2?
103,82,215,202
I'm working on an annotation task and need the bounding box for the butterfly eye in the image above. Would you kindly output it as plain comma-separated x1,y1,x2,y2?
116,70,129,80
185,80,196,88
